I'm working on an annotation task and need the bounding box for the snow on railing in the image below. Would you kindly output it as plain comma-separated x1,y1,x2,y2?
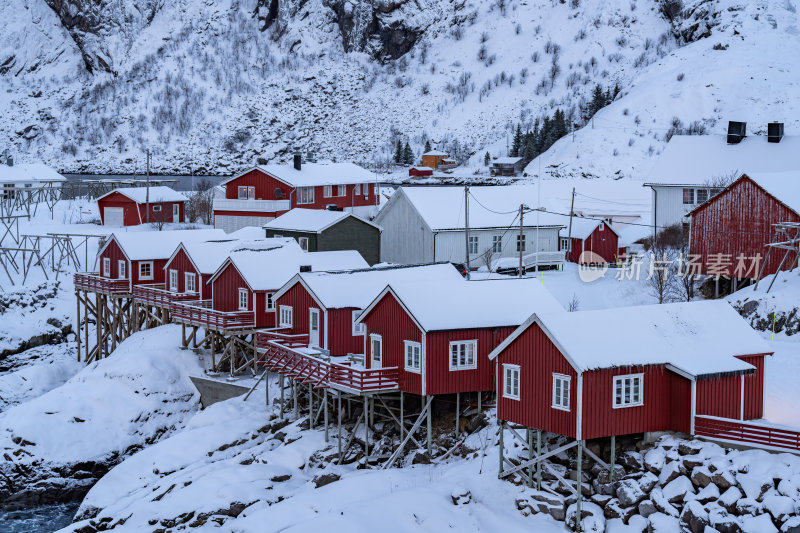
170,299,254,330
212,198,291,213
694,415,800,453
73,272,130,294
132,283,198,308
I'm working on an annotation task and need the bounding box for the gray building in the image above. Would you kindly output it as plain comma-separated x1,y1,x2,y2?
263,208,382,265
491,157,525,177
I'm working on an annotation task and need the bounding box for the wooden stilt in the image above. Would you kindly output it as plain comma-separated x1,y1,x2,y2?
610,435,616,482
399,391,404,445
293,379,298,419
309,384,314,429
364,395,369,459
280,375,285,419
324,389,329,443
478,391,482,413
95,293,102,360
426,395,433,454
210,331,217,371
536,429,542,490
75,292,81,362
576,440,583,533
498,420,504,476
455,392,460,434
337,390,342,463
527,428,533,487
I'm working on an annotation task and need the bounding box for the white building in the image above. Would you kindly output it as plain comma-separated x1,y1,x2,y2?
374,185,566,269
643,132,800,231
0,162,65,197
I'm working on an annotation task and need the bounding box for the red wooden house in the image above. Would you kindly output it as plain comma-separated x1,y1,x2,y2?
563,216,620,264
355,278,562,397
490,300,771,442
74,229,224,295
408,166,434,178
97,186,188,227
690,172,800,279
171,241,368,332
213,156,379,232
272,263,463,354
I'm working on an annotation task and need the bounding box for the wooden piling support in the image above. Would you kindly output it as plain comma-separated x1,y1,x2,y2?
364,395,369,459
576,441,583,533
498,420,504,476
75,292,81,362
399,391,404,444
610,435,616,482
426,395,432,454
455,392,460,434
536,429,542,490
527,428,533,487
324,389,329,443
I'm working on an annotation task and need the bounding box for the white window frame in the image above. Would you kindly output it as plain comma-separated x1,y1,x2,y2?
169,269,179,292
298,236,309,251
265,293,274,311
352,309,365,335
599,222,605,231
238,186,248,199
323,185,333,198
238,288,248,311
404,340,421,373
560,237,570,251
552,373,571,411
297,186,315,205
449,340,478,371
613,373,644,408
185,272,196,293
152,204,162,213
102,257,110,277
503,364,520,400
492,235,502,253
682,188,695,205
696,188,709,204
468,236,479,255
118,260,126,279
370,334,383,366
516,235,526,252
139,261,153,280
279,305,293,327
354,183,361,195
337,184,346,197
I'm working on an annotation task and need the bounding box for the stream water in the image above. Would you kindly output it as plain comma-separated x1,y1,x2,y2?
0,503,79,532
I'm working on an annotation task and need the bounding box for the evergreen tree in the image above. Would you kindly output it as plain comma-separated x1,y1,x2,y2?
510,124,523,157
484,151,490,166
403,142,414,165
589,84,606,118
394,140,403,164
424,140,432,153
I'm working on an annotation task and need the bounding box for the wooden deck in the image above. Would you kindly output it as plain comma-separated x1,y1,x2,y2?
74,272,130,294
170,299,255,331
695,415,800,454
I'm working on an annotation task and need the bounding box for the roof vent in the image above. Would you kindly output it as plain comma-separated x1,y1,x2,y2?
293,153,302,171
299,265,312,273
768,122,784,143
727,121,746,144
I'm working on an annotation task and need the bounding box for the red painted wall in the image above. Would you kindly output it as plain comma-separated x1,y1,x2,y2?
738,354,766,420
669,372,692,435
361,292,423,395
495,323,578,438
212,264,252,312
276,282,325,344
99,239,128,279
164,247,203,296
690,176,800,278
568,226,619,264
253,291,276,328
98,192,184,226
696,374,741,420
425,327,515,396
137,201,184,225
223,168,377,209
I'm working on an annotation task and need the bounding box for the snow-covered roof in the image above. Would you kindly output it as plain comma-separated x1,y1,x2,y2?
644,135,800,187
263,208,380,233
559,215,619,240
276,263,463,310
108,229,225,261
98,186,188,204
423,150,448,156
389,186,567,231
223,162,376,187
0,163,65,183
411,166,434,171
362,278,564,332
490,300,771,378
743,172,800,215
176,238,287,275
213,243,368,291
493,157,523,165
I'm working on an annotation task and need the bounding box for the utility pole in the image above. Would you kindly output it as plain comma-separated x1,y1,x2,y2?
519,204,524,278
146,149,151,224
567,187,576,259
464,185,471,279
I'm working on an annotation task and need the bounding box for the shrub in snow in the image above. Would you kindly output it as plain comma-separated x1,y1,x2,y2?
451,485,471,505
566,501,604,532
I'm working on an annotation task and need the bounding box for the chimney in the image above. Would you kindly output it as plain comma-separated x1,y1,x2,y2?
727,121,746,144
299,265,312,272
768,122,784,143
293,154,302,171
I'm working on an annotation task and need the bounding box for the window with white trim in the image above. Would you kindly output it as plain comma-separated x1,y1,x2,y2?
516,235,526,252
298,237,309,251
682,188,695,205
560,237,570,251
468,236,479,255
492,235,502,253
139,261,153,280
118,260,126,279
449,340,477,370
599,222,605,231
354,184,361,195
238,186,247,199
279,305,293,327
552,373,571,411
370,334,382,365
503,364,520,400
238,288,248,311
169,269,178,292
696,188,709,204
404,340,421,373
152,204,162,213
185,272,196,293
352,309,365,335
613,374,643,408
323,185,333,198
297,187,314,204
337,184,346,196
102,258,110,277
265,293,274,311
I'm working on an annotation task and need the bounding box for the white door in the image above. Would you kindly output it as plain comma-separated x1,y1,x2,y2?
173,203,180,223
104,207,124,227
309,308,320,347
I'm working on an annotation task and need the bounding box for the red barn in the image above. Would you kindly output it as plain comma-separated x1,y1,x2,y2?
690,172,800,279
272,263,463,354
213,157,379,233
356,278,561,397
97,186,188,227
563,216,620,264
490,300,771,441
408,166,434,178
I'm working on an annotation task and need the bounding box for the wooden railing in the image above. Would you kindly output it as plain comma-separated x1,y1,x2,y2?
256,329,310,348
73,272,130,294
133,284,199,308
695,415,800,453
257,336,398,393
170,299,254,330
